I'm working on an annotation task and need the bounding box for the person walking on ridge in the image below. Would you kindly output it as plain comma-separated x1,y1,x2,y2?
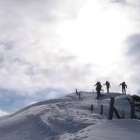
95,81,102,99
104,81,111,93
120,81,127,94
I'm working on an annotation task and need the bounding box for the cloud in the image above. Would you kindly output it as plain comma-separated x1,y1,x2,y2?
0,110,8,116
0,0,94,114
109,0,139,5
110,0,127,5
123,33,140,93
107,0,140,93
0,0,92,91
126,34,140,58
0,43,92,91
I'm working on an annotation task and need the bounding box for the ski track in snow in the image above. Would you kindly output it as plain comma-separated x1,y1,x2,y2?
0,92,140,140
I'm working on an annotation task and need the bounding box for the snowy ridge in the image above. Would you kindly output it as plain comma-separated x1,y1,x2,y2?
0,92,140,140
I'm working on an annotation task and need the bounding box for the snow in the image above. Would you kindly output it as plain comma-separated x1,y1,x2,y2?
60,119,140,140
0,92,140,140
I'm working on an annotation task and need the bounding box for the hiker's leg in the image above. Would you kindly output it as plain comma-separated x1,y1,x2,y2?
123,88,125,94
124,88,126,94
107,88,109,93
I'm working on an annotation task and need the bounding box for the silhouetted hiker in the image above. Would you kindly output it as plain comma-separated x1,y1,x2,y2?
120,82,127,94
75,89,81,100
104,81,111,93
75,89,78,96
95,81,102,99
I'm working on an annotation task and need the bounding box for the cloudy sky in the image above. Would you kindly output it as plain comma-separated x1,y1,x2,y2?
0,0,140,115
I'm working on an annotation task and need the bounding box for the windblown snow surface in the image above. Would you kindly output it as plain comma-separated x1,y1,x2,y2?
0,92,140,140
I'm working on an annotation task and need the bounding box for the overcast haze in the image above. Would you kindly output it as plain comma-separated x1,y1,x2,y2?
0,0,140,114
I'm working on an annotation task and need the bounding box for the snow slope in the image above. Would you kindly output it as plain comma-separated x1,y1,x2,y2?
61,119,140,140
0,92,140,140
